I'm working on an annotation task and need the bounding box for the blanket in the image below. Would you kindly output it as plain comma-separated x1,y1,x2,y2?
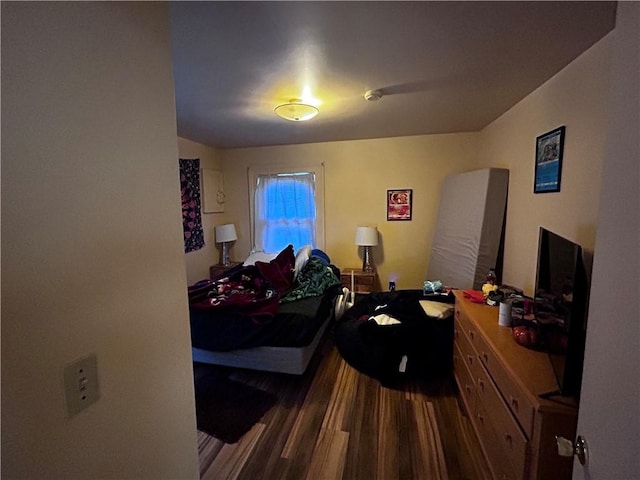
188,245,340,322
281,258,341,303
188,266,281,321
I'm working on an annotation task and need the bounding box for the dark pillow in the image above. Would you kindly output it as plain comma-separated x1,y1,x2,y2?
256,245,295,293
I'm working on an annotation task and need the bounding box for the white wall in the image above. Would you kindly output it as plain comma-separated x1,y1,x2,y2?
574,3,640,478
178,137,225,285
477,33,613,294
1,3,199,478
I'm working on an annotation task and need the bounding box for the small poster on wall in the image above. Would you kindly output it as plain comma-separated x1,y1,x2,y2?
534,126,565,193
387,189,412,221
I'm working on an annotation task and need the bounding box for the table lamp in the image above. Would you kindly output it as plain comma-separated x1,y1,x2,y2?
355,226,378,273
215,223,238,266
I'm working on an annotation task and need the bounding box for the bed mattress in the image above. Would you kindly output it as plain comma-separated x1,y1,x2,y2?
190,292,334,351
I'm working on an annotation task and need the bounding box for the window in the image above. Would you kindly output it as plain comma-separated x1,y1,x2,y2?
249,164,325,253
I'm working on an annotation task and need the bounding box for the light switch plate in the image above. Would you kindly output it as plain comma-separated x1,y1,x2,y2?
63,353,100,418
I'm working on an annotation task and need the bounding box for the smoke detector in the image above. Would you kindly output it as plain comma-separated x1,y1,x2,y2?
364,89,383,101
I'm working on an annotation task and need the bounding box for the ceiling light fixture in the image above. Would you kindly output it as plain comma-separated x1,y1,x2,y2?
274,99,319,122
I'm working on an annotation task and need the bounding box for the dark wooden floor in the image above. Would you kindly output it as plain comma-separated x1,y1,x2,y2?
195,333,491,480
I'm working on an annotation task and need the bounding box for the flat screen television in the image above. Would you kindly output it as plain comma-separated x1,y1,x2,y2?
534,227,590,400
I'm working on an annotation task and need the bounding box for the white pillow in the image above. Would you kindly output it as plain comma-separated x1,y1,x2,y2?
294,245,312,279
243,251,278,266
419,300,454,319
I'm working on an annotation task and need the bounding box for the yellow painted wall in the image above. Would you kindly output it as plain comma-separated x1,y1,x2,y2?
221,133,479,289
187,28,613,297
477,33,612,295
2,3,199,478
178,137,225,284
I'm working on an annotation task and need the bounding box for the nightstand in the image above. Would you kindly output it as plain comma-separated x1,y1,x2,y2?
209,262,242,280
340,268,378,293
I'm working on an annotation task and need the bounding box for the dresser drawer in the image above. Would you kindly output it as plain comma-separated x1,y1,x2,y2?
453,342,476,413
476,364,528,479
454,319,482,381
476,332,535,437
455,305,481,348
475,401,520,480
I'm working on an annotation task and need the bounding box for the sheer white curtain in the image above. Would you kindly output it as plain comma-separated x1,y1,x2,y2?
254,172,316,253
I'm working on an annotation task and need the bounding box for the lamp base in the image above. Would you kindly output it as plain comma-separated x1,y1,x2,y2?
221,242,231,267
362,246,375,273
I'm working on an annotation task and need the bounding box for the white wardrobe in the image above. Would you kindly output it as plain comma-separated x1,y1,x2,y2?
427,168,509,290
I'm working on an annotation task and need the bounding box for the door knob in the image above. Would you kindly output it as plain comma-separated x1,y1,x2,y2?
556,435,588,466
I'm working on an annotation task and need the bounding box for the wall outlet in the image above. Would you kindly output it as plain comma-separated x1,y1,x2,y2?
63,353,100,418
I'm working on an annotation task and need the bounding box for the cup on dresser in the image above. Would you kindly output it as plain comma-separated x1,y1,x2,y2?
498,301,513,326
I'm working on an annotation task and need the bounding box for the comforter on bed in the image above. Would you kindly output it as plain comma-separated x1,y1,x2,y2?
188,245,341,351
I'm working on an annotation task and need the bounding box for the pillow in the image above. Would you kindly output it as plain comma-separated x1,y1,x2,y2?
311,248,330,266
419,300,454,319
243,251,278,266
294,245,312,280
255,245,295,293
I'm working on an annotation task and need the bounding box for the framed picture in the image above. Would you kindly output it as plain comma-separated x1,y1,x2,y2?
534,126,565,193
387,189,412,221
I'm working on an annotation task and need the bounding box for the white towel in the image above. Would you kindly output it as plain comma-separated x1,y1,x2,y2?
370,313,401,325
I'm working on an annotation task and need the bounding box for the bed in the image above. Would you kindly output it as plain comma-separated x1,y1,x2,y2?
188,245,342,375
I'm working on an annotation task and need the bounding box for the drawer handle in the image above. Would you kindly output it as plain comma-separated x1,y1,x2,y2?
454,329,459,340
511,397,519,412
505,434,513,446
465,384,473,394
466,354,474,365
482,352,489,363
468,330,474,340
478,379,485,391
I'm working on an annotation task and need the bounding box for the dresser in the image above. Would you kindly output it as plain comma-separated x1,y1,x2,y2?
452,290,578,480
339,268,377,293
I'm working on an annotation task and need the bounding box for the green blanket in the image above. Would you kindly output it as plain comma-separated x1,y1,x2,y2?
281,257,341,303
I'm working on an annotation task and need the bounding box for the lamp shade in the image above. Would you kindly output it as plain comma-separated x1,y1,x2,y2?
215,223,238,243
355,226,378,246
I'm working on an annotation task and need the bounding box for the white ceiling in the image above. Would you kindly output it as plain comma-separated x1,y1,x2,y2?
170,1,616,149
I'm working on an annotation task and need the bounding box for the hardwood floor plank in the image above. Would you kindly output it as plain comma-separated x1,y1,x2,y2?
280,346,341,459
341,368,379,480
320,358,359,431
412,401,449,480
197,431,225,478
376,386,402,480
305,428,349,480
197,334,486,480
201,423,265,480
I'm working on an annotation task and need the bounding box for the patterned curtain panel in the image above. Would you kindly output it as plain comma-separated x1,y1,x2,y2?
179,158,204,253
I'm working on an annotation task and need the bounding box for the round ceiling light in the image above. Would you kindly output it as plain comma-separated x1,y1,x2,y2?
274,99,319,122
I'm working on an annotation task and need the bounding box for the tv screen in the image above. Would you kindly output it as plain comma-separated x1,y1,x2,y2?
534,227,590,399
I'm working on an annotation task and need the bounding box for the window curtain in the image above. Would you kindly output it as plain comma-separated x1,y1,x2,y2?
179,158,204,253
254,172,316,253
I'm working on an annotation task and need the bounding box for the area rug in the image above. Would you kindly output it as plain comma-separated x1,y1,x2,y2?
195,371,277,444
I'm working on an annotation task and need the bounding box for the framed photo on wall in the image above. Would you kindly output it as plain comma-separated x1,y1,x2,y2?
534,126,565,193
387,189,412,221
